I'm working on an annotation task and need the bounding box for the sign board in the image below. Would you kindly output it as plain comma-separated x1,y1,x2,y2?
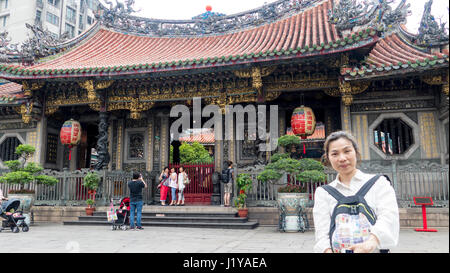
413,196,437,232
413,197,433,206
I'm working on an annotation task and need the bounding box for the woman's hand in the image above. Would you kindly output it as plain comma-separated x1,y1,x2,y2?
348,234,379,253
324,248,333,253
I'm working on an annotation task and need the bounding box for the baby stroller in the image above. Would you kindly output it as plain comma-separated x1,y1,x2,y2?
111,197,130,231
0,199,29,233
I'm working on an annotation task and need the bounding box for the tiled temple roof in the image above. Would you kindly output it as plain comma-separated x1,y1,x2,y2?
0,0,382,80
287,123,326,139
0,81,24,104
0,0,447,82
179,131,216,144
342,32,448,79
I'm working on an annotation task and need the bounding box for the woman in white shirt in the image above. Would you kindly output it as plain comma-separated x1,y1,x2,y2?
168,168,178,206
313,131,399,253
0,188,6,205
177,166,186,206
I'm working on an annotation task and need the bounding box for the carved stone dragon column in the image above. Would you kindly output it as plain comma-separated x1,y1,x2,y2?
94,110,110,171
78,79,113,171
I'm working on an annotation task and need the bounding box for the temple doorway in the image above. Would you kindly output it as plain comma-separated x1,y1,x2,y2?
78,122,98,170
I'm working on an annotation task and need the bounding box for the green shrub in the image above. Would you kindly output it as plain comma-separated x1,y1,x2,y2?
83,172,100,191
0,145,59,192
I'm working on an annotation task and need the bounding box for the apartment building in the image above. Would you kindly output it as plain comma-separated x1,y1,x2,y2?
0,0,99,44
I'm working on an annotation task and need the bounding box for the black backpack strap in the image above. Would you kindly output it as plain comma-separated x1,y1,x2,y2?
321,184,345,202
355,174,381,197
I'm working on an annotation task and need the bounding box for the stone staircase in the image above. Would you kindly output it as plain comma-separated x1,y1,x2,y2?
63,206,259,229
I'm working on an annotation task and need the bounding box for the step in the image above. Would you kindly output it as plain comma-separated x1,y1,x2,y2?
93,211,238,218
63,220,259,229
79,215,247,223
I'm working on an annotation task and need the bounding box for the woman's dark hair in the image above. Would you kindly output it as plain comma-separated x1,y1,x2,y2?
226,161,233,167
320,131,361,167
133,172,141,179
179,166,184,171
163,167,169,172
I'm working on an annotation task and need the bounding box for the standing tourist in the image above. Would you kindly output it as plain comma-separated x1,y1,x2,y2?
223,161,234,207
313,131,399,253
168,167,178,206
127,172,147,230
157,167,170,206
0,188,7,206
177,166,187,206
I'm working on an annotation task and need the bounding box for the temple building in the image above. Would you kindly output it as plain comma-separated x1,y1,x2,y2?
0,0,448,205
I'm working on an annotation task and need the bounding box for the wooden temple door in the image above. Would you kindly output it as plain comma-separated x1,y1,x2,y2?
169,163,215,205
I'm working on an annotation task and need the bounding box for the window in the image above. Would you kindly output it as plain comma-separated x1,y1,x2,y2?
46,12,59,26
128,133,145,159
65,23,75,38
47,0,60,8
66,6,76,24
0,137,21,162
0,0,8,11
87,16,93,25
36,10,42,24
79,15,84,30
0,15,8,28
87,0,97,10
373,118,414,155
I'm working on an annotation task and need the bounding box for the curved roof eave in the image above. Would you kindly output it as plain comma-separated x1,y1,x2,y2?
0,0,385,81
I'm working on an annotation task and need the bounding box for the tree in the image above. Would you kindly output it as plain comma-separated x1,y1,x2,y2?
171,142,213,164
257,136,326,192
0,144,58,193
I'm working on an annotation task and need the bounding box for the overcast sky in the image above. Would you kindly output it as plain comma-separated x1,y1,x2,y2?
100,0,449,34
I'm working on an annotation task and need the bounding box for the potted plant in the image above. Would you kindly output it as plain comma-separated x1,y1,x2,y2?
83,171,100,202
0,144,58,212
234,173,253,218
85,199,95,216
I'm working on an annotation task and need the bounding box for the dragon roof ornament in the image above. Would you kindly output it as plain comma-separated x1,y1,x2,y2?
95,0,324,37
328,0,411,33
0,22,71,65
416,0,449,47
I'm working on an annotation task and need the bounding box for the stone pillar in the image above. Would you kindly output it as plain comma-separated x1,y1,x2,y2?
341,101,352,133
146,114,154,172
160,112,170,169
94,111,110,170
116,119,124,170
278,109,286,153
36,116,47,166
107,117,114,171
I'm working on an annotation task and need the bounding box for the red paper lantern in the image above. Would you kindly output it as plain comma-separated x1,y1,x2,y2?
206,5,212,11
291,106,316,140
60,119,82,160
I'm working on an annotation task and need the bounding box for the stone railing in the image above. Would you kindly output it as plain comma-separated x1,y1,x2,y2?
237,161,449,208
0,169,157,206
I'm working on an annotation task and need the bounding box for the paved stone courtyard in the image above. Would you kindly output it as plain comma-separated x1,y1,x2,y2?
0,224,448,253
